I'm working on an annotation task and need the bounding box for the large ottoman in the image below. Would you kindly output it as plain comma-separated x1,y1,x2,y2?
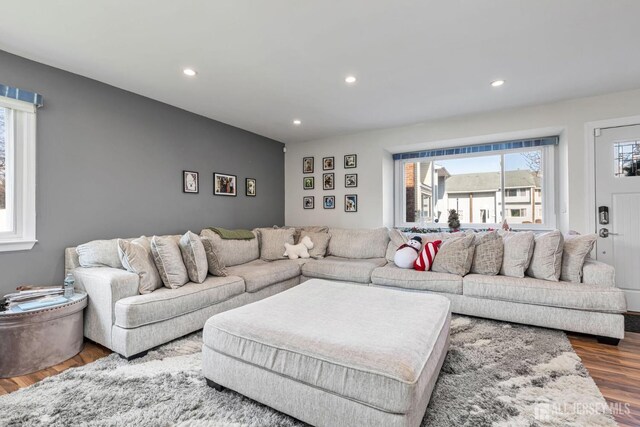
202,279,451,427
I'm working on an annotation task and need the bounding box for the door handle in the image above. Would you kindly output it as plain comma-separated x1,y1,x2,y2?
599,228,621,238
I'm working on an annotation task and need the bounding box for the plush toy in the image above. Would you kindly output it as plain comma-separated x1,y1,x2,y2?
394,236,423,269
414,240,442,271
283,235,314,260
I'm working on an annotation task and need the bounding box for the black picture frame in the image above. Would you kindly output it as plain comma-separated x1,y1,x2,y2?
245,178,256,197
323,173,335,190
303,176,315,190
303,157,314,174
303,196,315,209
213,172,237,196
345,194,358,212
345,173,358,188
323,156,335,171
344,154,357,169
323,195,335,209
183,170,199,194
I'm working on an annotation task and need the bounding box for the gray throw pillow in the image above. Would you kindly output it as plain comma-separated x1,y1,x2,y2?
257,228,295,261
526,230,564,281
118,237,163,294
300,231,331,259
199,229,259,266
500,231,535,278
561,234,597,283
470,231,503,276
432,234,476,276
151,235,189,289
77,239,123,268
201,238,228,277
179,231,208,284
385,228,408,262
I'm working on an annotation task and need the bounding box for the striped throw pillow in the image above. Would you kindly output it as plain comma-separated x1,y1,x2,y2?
414,240,442,271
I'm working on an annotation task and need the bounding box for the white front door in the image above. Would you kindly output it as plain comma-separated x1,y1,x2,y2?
595,124,640,311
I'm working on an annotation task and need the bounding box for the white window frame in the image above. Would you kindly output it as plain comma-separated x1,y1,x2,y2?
394,144,556,230
0,97,37,252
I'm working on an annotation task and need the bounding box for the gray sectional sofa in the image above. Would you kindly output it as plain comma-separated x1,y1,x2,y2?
65,226,626,358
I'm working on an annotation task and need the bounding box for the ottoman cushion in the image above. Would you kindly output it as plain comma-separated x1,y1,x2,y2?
203,279,450,414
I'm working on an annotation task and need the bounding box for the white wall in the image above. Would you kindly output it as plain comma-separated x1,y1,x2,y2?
285,87,640,233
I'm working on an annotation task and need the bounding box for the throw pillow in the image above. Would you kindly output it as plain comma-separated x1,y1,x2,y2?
77,239,123,268
179,231,208,284
500,231,535,278
561,234,597,283
201,238,228,277
300,231,331,259
151,235,189,289
118,237,163,294
414,240,442,271
431,234,476,276
470,231,503,276
200,229,259,266
257,228,295,261
385,228,408,262
526,230,564,281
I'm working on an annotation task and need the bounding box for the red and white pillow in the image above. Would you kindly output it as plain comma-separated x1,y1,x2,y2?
414,240,442,271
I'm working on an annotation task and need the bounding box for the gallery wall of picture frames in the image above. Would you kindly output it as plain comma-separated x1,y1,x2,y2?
182,171,257,197
301,154,358,212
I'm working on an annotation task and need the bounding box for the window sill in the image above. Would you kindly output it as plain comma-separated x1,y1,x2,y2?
0,239,38,252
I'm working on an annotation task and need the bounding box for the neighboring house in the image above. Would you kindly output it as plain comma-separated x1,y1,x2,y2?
405,163,541,224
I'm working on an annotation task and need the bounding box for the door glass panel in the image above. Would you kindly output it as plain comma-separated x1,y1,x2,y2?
614,140,640,177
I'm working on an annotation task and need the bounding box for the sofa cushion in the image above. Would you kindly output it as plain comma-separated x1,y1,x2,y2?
117,237,163,294
328,228,389,259
470,231,503,276
114,275,245,328
257,228,295,261
371,265,463,294
500,231,535,278
226,259,301,293
526,230,564,281
463,274,627,313
561,234,597,283
200,229,259,267
432,234,475,276
301,256,387,283
77,239,123,269
201,238,228,277
151,235,189,289
179,231,208,284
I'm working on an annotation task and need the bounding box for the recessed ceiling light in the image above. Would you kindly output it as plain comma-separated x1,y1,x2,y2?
293,119,302,126
491,79,505,87
345,76,357,84
183,68,197,77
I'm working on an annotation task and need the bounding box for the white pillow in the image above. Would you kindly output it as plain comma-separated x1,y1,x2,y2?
561,234,597,283
151,235,189,289
179,231,208,284
76,239,123,268
500,231,535,278
118,237,163,294
526,231,564,281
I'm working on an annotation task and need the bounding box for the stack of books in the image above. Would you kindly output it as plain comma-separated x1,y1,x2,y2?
1,286,66,312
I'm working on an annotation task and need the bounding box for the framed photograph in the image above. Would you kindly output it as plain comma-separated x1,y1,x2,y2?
245,178,256,197
183,171,199,194
323,173,334,190
345,194,358,212
303,176,315,190
303,157,314,174
303,196,315,209
345,173,358,188
323,156,335,170
213,172,237,196
344,154,357,169
323,195,335,209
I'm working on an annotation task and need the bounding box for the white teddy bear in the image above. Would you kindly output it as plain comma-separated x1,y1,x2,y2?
283,235,314,260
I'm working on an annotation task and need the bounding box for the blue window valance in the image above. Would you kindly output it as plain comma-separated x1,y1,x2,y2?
0,83,43,107
392,136,558,161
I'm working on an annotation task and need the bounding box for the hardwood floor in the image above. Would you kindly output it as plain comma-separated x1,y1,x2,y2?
1,334,639,427
568,331,640,427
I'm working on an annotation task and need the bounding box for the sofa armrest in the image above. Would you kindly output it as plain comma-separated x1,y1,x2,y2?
72,267,139,349
582,259,616,288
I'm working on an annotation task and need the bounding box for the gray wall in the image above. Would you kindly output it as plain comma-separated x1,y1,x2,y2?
0,50,284,295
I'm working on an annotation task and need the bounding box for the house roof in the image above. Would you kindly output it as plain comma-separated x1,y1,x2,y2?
446,170,540,193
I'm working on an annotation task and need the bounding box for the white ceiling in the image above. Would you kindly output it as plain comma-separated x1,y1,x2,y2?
1,1,640,144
